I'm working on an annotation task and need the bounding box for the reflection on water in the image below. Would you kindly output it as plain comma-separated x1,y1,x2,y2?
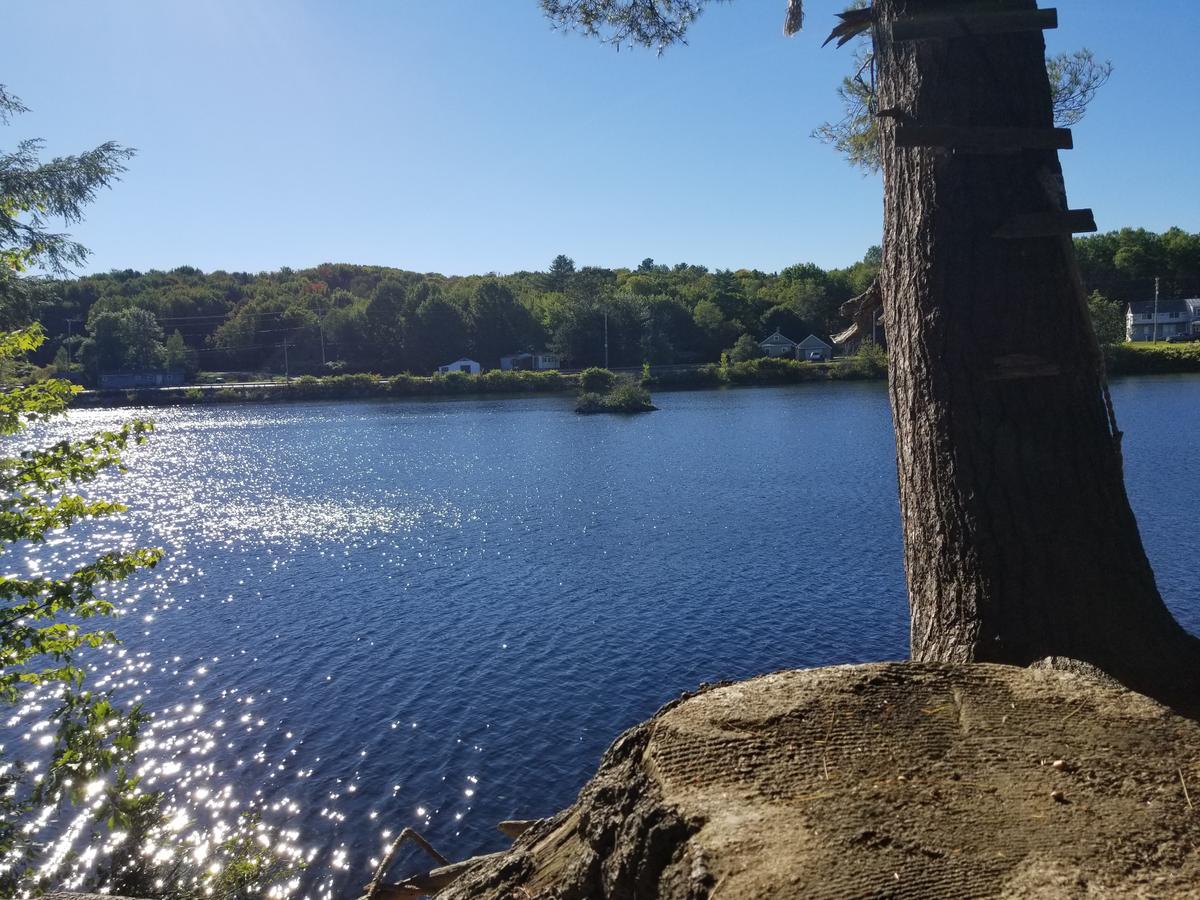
2,379,1197,897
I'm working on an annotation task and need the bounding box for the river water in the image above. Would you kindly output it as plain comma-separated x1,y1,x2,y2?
7,376,1200,896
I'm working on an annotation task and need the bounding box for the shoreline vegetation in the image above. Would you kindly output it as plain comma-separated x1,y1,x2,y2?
30,229,1199,397
1101,341,1200,375
70,352,889,408
65,342,1200,409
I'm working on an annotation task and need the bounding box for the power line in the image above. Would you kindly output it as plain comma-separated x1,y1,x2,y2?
155,310,293,323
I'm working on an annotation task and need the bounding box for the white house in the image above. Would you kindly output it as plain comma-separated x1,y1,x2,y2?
437,357,481,374
797,334,834,362
1190,299,1200,335
499,351,561,371
759,329,799,358
1125,299,1200,341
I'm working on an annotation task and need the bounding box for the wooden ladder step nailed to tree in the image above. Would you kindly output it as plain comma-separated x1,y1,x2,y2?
893,124,1073,152
887,6,1058,41
994,208,1098,239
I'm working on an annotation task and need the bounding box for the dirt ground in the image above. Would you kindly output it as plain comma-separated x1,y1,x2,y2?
441,662,1200,899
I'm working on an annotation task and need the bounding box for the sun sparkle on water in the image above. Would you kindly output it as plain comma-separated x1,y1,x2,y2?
2,405,481,898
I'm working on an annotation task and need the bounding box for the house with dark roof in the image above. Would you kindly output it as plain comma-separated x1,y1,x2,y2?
499,351,561,371
1125,299,1200,341
759,329,837,361
797,334,834,362
759,329,799,358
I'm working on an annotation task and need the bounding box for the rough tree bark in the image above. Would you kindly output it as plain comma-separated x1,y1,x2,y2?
873,0,1200,708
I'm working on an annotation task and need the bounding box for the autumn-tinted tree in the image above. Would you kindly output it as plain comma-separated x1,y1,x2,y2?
35,228,1192,379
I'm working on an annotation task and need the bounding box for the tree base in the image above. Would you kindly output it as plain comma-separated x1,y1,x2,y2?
443,663,1200,898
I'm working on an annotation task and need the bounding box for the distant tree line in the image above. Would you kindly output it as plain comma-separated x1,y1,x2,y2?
1079,227,1200,345
28,227,1200,384
36,253,881,383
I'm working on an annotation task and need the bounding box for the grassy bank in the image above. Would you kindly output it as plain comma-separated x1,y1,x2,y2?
1103,342,1200,375
73,369,580,407
648,348,887,389
65,346,1200,413
70,343,1198,409
73,353,891,408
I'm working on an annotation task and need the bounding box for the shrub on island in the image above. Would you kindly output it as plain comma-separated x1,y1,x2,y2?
578,367,617,394
576,381,657,414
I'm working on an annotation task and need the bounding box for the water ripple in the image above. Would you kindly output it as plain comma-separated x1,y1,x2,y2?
2,381,1196,896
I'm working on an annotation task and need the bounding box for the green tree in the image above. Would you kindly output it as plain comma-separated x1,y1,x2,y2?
692,298,725,332
1075,227,1200,300
550,302,606,367
409,294,468,373
322,301,368,363
0,327,160,891
467,280,538,368
546,254,576,292
51,344,72,373
0,84,164,891
1046,49,1114,126
0,86,133,316
78,307,168,382
78,310,128,379
692,297,738,357
813,46,1112,172
1087,290,1126,345
364,277,410,370
164,328,195,374
578,366,616,393
639,294,692,364
120,307,166,370
729,333,763,362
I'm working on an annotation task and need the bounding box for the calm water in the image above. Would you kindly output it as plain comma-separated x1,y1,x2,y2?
7,376,1200,896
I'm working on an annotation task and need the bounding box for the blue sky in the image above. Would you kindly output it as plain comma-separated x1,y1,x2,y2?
5,0,1199,277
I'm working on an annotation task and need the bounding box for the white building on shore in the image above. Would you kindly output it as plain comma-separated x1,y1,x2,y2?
1125,299,1200,341
437,357,481,374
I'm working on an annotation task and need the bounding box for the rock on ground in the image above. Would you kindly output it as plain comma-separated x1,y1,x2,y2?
442,662,1200,899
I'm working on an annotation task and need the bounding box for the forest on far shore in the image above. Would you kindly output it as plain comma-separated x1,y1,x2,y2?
21,226,1200,384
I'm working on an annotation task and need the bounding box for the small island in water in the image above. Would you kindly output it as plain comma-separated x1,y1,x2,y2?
576,382,658,414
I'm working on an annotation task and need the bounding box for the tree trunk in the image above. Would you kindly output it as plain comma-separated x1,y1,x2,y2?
874,0,1199,708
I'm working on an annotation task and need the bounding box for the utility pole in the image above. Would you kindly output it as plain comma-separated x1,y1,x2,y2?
317,304,327,367
603,309,609,369
66,319,80,360
1153,276,1160,343
283,339,291,383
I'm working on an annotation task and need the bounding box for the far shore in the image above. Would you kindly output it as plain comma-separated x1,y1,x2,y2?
68,343,1200,409
70,357,884,408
